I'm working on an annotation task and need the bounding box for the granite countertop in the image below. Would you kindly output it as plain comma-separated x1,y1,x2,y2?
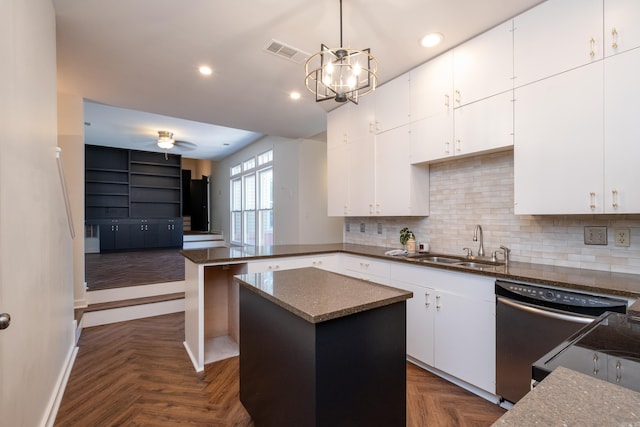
234,267,412,324
492,366,640,426
181,243,640,307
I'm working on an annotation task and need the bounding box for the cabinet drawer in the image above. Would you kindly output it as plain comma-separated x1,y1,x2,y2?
342,255,390,282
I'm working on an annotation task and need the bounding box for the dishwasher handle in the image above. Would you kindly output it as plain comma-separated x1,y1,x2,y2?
497,296,595,325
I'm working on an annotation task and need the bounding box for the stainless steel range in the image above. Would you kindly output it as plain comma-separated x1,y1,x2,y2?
495,280,628,404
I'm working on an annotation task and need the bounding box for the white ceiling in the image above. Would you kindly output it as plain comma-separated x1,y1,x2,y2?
54,0,545,160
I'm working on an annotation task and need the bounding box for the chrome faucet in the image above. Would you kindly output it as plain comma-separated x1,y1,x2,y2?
500,245,511,266
473,224,484,257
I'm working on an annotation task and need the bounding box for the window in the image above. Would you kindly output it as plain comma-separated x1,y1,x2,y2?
230,149,273,246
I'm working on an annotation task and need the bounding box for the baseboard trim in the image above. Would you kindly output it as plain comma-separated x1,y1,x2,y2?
184,341,204,372
42,343,79,427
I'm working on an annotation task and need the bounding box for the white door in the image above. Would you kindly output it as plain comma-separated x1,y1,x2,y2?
604,48,640,213
604,0,640,57
513,0,602,88
514,62,604,215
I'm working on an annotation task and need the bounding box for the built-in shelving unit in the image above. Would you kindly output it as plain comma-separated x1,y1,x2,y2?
85,145,183,251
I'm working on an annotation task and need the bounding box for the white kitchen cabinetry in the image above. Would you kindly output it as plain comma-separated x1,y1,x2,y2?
326,141,351,216
374,126,429,216
246,255,337,274
390,263,496,394
604,0,640,57
513,0,602,88
410,52,453,123
373,74,411,134
341,255,391,283
453,20,514,107
514,62,604,215
603,48,640,212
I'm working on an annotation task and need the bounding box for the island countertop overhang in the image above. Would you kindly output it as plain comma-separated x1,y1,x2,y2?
234,267,413,324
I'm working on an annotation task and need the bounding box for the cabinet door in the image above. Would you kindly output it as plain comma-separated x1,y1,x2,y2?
375,126,412,216
410,51,453,122
434,292,496,393
327,143,351,216
453,20,513,107
513,0,602,88
99,222,129,251
604,0,640,57
604,48,640,213
410,112,454,164
514,62,604,215
453,91,514,157
402,282,435,366
348,135,376,216
607,357,640,392
374,73,411,133
326,106,349,150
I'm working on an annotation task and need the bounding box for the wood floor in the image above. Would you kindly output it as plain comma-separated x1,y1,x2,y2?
85,249,185,290
55,312,505,426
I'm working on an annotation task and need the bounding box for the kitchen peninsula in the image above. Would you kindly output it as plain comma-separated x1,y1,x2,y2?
181,243,640,373
235,268,411,427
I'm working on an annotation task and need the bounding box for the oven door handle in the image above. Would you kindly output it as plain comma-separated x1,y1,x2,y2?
498,296,595,324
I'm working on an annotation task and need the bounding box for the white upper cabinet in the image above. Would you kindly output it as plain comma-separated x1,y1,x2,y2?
513,0,602,88
603,48,640,213
604,0,640,56
326,141,351,216
453,91,514,157
410,52,453,122
453,20,514,107
514,62,604,215
373,74,411,134
409,114,454,164
375,126,429,216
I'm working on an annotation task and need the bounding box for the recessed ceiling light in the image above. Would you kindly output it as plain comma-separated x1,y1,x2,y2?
420,33,443,48
290,91,301,100
199,65,213,76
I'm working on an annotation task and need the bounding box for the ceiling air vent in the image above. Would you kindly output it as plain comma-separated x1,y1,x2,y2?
264,39,310,64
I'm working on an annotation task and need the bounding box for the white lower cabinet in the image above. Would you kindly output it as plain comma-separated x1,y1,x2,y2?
246,255,338,274
341,255,391,283
391,263,496,394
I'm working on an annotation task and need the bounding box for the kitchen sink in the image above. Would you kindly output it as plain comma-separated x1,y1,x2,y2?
405,253,504,270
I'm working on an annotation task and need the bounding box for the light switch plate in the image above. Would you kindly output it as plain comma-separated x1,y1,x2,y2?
584,226,607,245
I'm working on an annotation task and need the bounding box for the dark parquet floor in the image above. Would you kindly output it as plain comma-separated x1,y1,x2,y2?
55,313,506,426
85,249,185,290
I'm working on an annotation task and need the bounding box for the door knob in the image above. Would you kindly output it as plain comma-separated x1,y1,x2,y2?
0,313,11,330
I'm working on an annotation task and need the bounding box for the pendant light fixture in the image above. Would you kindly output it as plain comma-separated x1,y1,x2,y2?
304,0,378,104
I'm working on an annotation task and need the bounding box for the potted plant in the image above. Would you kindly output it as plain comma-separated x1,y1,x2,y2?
400,228,415,250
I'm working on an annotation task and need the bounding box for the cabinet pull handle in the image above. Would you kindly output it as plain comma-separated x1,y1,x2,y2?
444,141,450,154
612,189,619,209
436,294,441,310
444,94,450,108
456,139,461,152
593,353,599,375
589,192,596,210
376,203,380,214
589,37,596,58
455,90,461,104
425,291,431,306
615,360,622,383
611,28,618,49
369,204,374,215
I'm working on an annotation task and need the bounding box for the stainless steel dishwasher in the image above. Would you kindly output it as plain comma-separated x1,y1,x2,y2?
495,279,628,404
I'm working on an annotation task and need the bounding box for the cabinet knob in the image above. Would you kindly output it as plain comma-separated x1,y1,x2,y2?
589,192,596,210
612,189,619,209
611,28,618,49
589,37,596,58
455,90,461,104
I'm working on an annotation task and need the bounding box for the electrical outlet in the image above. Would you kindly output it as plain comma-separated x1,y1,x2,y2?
615,228,630,247
360,223,365,233
377,223,383,234
345,223,350,232
584,226,607,245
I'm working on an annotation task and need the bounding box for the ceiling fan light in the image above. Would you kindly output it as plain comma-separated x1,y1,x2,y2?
157,131,175,149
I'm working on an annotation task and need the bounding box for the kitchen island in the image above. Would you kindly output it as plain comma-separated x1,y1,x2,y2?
235,267,412,427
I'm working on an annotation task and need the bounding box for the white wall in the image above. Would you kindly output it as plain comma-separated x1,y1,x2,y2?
344,150,640,275
0,1,76,426
210,135,342,245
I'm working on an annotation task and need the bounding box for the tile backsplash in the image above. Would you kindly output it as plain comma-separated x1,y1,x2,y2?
344,150,640,275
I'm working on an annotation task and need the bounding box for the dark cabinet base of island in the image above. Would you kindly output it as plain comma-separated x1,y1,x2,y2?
239,286,407,427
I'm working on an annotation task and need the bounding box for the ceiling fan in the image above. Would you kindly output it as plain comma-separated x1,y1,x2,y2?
155,130,197,158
